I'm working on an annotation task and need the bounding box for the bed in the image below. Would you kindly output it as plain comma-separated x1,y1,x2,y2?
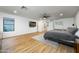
44,27,78,47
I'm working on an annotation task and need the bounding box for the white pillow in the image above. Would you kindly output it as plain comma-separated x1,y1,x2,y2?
75,30,79,37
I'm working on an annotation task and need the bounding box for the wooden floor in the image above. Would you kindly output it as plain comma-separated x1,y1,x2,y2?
2,32,74,53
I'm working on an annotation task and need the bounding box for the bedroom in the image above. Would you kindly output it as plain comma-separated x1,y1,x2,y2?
0,6,79,53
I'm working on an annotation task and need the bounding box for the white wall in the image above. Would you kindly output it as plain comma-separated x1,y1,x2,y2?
0,12,37,38
37,18,75,32
44,18,75,31
53,18,75,29
0,12,76,38
75,11,79,28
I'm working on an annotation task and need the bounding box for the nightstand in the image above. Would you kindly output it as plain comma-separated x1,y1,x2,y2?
75,39,79,53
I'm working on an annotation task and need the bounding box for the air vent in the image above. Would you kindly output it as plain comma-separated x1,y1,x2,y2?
21,6,27,10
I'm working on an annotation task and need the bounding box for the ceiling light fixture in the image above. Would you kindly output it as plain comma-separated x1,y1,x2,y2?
13,10,17,13
43,17,47,19
60,13,63,16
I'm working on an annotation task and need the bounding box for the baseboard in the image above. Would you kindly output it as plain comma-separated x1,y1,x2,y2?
2,31,40,39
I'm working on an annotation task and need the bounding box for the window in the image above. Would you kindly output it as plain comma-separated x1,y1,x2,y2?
3,17,15,32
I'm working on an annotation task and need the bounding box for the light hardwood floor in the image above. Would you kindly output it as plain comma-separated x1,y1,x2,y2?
2,32,74,53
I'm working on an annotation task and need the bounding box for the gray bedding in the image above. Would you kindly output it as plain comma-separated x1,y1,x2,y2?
44,30,75,41
44,27,78,47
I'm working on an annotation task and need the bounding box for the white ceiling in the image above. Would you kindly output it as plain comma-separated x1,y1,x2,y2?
0,6,79,20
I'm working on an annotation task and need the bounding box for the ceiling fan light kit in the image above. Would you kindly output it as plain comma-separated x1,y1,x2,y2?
42,13,50,20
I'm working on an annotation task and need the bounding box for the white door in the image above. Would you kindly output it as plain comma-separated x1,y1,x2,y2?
37,20,45,32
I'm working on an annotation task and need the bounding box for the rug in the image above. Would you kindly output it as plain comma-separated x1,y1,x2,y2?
32,34,59,47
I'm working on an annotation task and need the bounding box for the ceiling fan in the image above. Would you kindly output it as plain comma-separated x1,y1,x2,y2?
41,13,50,19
